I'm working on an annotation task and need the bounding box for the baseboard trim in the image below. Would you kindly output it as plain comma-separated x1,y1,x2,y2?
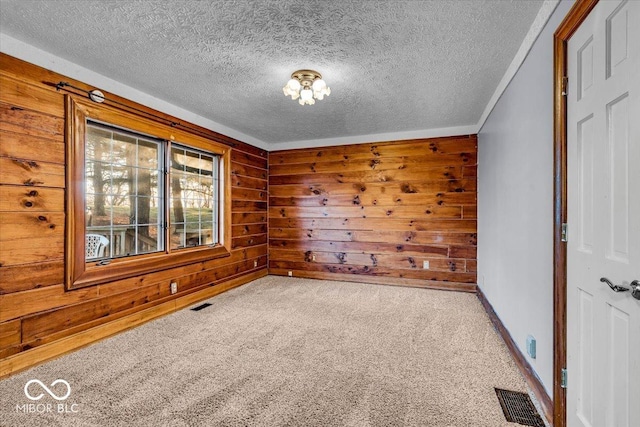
476,286,553,425
0,269,267,379
269,269,477,293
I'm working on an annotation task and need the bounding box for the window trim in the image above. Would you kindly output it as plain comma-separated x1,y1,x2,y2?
65,96,232,290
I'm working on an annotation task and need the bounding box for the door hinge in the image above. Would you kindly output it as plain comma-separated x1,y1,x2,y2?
561,223,568,242
561,368,568,388
562,76,568,96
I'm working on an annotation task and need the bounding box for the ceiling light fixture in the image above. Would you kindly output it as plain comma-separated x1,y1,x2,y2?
283,69,330,106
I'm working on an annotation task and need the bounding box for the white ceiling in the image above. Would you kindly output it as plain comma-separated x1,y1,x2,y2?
0,1,554,149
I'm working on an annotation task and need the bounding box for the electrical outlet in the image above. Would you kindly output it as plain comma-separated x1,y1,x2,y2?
312,255,316,261
254,260,258,268
170,282,178,294
526,335,536,359
288,271,293,277
423,260,430,269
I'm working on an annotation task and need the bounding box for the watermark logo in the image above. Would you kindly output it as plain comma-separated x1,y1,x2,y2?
16,379,79,414
24,379,71,401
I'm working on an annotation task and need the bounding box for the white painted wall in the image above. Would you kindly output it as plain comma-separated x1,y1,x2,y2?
477,0,574,397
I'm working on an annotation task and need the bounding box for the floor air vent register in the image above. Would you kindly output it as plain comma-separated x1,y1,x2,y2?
494,388,545,427
190,303,213,311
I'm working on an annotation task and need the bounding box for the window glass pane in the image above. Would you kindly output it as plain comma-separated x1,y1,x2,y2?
169,202,178,224
111,133,136,166
141,197,161,224
169,224,186,249
118,165,135,196
199,206,214,221
169,144,220,249
138,139,159,169
85,193,95,226
86,126,112,162
113,197,131,225
148,171,160,199
200,222,214,245
137,225,162,254
184,149,200,171
200,155,213,174
183,172,200,192
171,147,186,172
85,122,164,260
136,168,154,197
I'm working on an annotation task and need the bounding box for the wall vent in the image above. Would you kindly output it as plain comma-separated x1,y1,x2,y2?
190,303,212,311
494,388,545,427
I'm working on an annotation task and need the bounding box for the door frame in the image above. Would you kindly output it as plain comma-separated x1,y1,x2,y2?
552,1,599,426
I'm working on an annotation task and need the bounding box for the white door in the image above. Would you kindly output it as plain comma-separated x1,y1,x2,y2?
567,0,640,426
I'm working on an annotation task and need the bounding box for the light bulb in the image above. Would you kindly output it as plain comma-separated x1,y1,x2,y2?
283,78,301,98
313,80,330,100
287,78,301,91
300,87,313,101
312,79,326,92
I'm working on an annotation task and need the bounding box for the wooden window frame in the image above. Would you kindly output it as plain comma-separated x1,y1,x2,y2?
65,95,232,290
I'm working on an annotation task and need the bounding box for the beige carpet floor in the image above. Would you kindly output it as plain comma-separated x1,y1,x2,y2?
1,276,535,426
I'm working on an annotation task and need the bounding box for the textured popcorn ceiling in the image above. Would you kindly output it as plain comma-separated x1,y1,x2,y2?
0,0,544,145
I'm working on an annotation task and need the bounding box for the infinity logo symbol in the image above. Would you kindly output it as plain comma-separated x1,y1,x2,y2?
24,379,71,401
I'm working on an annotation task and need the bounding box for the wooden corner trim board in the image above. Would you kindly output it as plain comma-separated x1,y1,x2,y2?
553,1,599,427
0,269,267,379
476,287,553,426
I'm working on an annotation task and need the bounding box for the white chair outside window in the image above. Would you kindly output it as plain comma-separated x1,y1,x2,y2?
86,234,109,259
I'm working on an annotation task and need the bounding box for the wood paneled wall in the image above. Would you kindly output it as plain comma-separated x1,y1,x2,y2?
0,54,477,374
268,136,477,291
0,54,268,365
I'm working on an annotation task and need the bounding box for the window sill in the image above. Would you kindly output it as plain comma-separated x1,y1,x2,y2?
69,245,231,290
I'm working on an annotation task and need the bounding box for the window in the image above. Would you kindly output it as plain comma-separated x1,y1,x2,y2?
85,123,165,259
170,145,219,250
67,97,231,290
